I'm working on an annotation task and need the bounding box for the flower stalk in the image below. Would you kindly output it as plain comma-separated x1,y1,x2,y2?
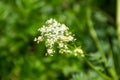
86,7,107,64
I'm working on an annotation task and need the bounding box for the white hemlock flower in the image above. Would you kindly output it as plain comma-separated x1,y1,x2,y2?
34,18,84,56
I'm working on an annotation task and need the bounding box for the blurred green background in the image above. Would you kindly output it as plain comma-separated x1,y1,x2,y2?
0,0,118,80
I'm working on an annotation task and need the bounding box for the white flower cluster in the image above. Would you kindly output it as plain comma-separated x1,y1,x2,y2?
74,47,84,57
34,18,84,57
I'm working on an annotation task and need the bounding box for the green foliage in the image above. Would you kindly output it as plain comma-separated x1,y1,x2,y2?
0,0,118,80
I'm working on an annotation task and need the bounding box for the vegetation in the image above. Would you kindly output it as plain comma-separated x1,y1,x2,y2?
0,0,119,80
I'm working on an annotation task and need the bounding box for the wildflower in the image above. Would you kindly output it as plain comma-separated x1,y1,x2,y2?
34,18,84,56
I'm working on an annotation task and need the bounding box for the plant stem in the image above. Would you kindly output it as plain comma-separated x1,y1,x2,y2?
107,50,118,80
86,1,118,79
86,7,107,64
84,57,111,80
117,0,120,45
86,17,118,79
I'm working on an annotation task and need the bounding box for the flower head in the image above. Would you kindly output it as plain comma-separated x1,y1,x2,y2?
34,18,84,56
74,48,84,57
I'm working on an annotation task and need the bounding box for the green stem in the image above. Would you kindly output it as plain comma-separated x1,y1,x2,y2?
117,0,120,45
107,50,118,80
84,57,111,80
86,1,118,79
86,7,107,64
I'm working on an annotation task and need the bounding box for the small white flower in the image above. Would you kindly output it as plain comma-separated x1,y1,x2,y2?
34,36,43,44
45,39,55,47
46,18,53,24
60,24,68,31
37,36,43,41
68,36,74,41
53,21,58,26
34,37,37,41
47,49,54,54
58,42,64,48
